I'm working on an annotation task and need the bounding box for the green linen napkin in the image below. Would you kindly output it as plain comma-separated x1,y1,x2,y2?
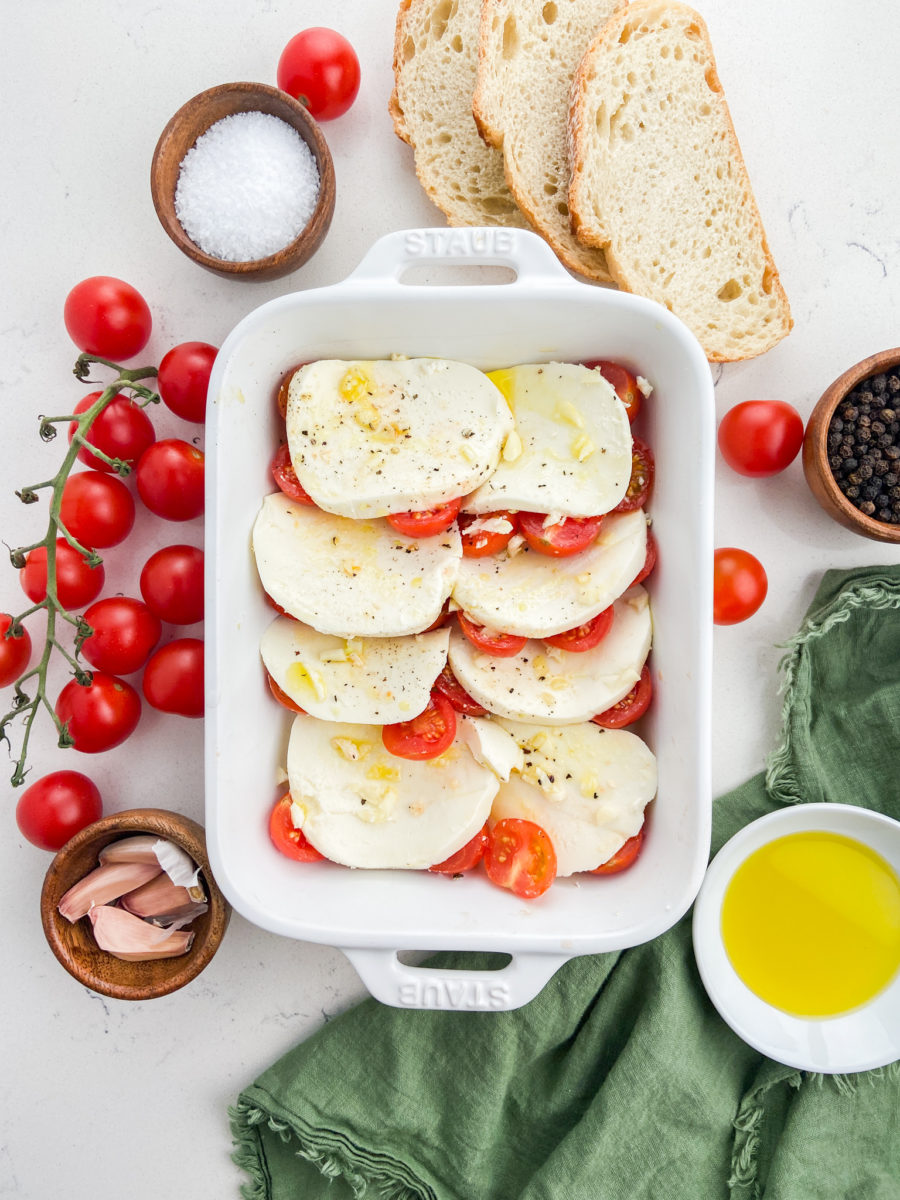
231,566,900,1200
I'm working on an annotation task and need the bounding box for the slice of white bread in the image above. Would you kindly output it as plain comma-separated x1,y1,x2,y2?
390,0,532,228
568,1,792,360
473,0,625,282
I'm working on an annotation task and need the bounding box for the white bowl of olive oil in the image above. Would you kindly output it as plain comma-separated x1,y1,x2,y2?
693,804,900,1073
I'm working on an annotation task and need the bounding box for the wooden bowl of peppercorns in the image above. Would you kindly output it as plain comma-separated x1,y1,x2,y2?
803,348,900,543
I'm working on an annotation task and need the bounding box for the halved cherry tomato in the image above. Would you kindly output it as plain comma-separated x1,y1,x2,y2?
592,827,645,875
432,661,486,716
592,665,652,728
631,528,658,587
387,498,463,539
264,591,293,618
268,673,306,713
484,818,557,899
275,363,309,419
429,824,490,874
381,691,457,760
517,512,603,557
270,443,316,504
458,511,517,557
422,600,452,632
269,792,326,862
613,438,654,513
543,606,614,653
583,359,643,423
457,612,527,657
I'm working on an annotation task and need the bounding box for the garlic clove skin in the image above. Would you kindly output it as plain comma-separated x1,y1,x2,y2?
88,905,195,961
98,835,201,888
58,861,163,923
152,839,201,888
119,872,207,921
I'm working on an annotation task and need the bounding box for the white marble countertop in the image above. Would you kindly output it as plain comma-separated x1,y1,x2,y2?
2,1,898,1196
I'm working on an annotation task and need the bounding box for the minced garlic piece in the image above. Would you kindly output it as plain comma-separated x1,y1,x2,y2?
572,435,595,462
502,430,523,462
557,400,584,428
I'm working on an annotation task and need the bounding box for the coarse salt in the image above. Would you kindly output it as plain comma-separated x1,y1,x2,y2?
174,111,320,262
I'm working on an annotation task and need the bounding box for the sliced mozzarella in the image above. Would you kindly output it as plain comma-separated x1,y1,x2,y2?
252,492,461,637
285,359,513,518
464,363,632,516
451,509,646,638
286,716,498,869
448,587,652,724
490,721,658,876
261,617,450,724
457,715,524,781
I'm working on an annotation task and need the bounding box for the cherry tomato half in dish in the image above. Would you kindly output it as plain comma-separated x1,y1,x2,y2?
457,612,527,658
458,511,517,558
517,512,603,557
387,498,463,539
381,691,457,760
432,661,487,716
63,276,152,361
142,638,204,718
55,672,142,754
592,665,652,729
276,28,361,121
614,438,655,513
270,443,316,505
269,792,326,862
68,392,156,474
484,818,557,900
713,548,768,625
631,527,658,587
80,597,162,676
59,471,135,549
20,540,105,609
15,770,103,852
0,614,31,688
717,400,804,477
583,359,643,423
157,341,218,424
140,545,204,626
429,824,490,874
543,606,614,653
268,673,306,714
136,439,205,521
592,828,645,875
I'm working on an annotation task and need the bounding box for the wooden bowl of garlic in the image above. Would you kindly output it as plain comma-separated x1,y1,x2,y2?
40,809,230,1000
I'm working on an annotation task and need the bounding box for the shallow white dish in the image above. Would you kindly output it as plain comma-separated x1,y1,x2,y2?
693,803,900,1072
204,227,714,1011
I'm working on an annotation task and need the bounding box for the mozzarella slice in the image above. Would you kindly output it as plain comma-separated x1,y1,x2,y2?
286,716,498,869
448,587,652,724
490,721,658,876
464,363,632,516
451,509,646,638
456,715,524,780
252,492,461,637
285,359,514,518
261,617,450,724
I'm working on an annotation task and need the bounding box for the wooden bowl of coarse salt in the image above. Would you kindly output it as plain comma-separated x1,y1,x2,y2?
150,81,336,281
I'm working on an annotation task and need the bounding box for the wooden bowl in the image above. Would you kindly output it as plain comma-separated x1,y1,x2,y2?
150,82,336,281
41,809,231,1000
802,347,900,544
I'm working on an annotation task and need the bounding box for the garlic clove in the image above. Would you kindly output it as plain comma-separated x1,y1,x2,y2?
88,905,195,961
120,872,207,921
98,835,163,865
58,861,163,923
98,835,201,887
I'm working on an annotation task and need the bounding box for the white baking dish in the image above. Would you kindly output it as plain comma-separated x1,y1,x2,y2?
204,228,714,1011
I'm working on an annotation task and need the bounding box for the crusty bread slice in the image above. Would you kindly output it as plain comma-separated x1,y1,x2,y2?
568,1,792,360
473,0,625,282
390,0,532,228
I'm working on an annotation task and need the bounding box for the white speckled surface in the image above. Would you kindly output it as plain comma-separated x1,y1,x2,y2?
1,1,899,1196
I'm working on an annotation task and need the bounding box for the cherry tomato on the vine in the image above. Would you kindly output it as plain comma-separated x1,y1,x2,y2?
387,498,463,539
269,792,326,862
584,359,643,423
614,437,655,513
68,392,156,474
63,276,152,361
592,828,645,875
142,638,204,718
0,614,31,687
484,818,557,899
15,770,103,851
136,439,205,521
56,672,141,753
139,545,204,625
457,612,527,657
543,606,614,652
271,443,316,505
382,691,457,760
429,825,490,874
21,540,105,609
81,597,162,675
717,400,804,477
592,665,652,729
713,548,768,625
157,341,218,424
276,28,361,121
432,661,486,716
59,471,135,548
517,512,603,557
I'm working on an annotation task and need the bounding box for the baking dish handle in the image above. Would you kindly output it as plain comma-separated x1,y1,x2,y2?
345,227,570,287
343,947,571,1012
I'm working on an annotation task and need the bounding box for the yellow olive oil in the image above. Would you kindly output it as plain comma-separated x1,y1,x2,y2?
721,831,900,1017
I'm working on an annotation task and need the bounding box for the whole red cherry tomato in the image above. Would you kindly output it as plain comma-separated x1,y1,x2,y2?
20,540,105,609
276,28,361,121
157,341,218,424
63,276,152,360
142,638,204,718
139,545,204,625
382,691,456,760
0,614,31,687
713,548,768,625
15,770,103,851
81,597,162,675
269,792,326,862
717,400,804,477
68,392,156,474
59,471,135,548
484,818,557,899
136,440,205,521
55,672,141,753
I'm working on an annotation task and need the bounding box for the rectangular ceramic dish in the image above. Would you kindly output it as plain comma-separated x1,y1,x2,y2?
205,227,714,1011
